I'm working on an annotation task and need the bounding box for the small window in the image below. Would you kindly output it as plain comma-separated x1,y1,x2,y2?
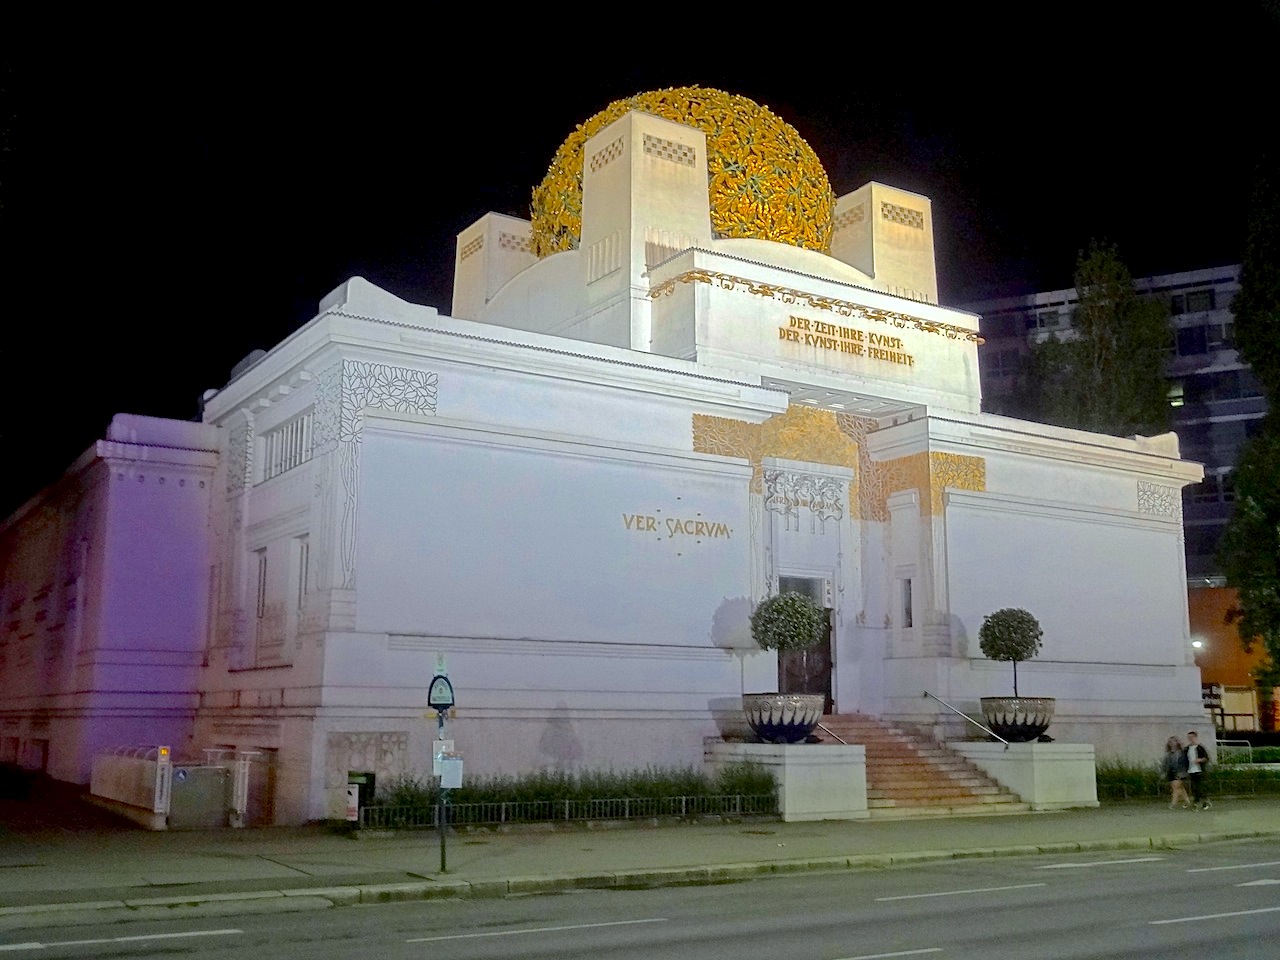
1188,479,1220,504
1207,321,1235,350
295,537,310,612
1176,326,1208,357
901,578,913,629
254,549,268,621
1185,289,1215,313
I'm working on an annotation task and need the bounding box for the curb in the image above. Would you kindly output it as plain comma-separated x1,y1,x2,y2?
3,828,1279,924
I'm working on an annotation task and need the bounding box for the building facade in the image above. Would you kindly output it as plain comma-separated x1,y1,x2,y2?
1,89,1211,822
965,266,1265,582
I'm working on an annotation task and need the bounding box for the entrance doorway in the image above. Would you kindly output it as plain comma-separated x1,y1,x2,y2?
776,576,833,713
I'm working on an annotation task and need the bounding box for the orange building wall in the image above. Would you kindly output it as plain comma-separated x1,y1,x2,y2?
1188,586,1268,685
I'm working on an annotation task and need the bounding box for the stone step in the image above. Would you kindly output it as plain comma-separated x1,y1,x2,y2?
867,778,998,793
865,788,1003,803
817,712,1022,814
867,802,1033,820
870,777,997,792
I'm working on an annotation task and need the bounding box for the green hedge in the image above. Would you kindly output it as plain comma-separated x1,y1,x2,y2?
1096,757,1280,801
373,762,776,809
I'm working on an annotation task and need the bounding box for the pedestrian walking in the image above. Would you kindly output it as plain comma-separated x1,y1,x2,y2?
1185,730,1211,810
1161,736,1190,808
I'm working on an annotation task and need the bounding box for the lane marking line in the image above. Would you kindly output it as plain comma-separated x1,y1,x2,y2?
0,929,243,952
876,882,1046,901
1236,879,1280,886
1188,860,1280,873
1152,905,1280,925
407,917,667,943
1036,857,1164,869
832,950,943,960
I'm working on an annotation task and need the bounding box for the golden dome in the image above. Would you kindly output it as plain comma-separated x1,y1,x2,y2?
529,87,836,259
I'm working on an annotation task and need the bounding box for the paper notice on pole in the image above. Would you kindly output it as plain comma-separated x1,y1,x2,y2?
439,756,463,789
433,740,454,775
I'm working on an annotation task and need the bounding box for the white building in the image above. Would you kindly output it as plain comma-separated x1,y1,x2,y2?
1,88,1209,823
965,265,1262,583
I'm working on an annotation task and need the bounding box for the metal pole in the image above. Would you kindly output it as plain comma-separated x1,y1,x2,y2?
437,708,447,873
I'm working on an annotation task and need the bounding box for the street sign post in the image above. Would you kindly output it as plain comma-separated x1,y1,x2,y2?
427,658,458,872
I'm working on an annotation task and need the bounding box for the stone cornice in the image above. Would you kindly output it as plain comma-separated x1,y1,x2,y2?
866,412,1203,483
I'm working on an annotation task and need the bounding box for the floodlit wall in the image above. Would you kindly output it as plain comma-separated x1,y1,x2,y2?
0,416,217,783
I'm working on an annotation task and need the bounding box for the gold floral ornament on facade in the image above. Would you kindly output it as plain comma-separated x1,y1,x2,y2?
529,87,836,259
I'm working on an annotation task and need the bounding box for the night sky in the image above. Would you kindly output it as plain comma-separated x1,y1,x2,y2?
3,9,1275,518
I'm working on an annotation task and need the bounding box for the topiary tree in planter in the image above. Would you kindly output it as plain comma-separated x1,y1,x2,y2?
743,592,828,744
750,591,825,653
978,607,1053,742
978,607,1043,696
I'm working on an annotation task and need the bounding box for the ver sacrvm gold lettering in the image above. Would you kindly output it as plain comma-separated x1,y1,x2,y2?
780,315,915,367
622,514,732,539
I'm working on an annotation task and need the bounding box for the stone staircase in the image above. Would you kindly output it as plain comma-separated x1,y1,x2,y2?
813,713,1031,819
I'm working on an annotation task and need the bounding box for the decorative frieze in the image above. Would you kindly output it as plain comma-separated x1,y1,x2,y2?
764,469,846,534
642,133,696,167
589,136,625,173
652,270,981,343
881,201,925,229
227,417,253,495
1137,481,1179,518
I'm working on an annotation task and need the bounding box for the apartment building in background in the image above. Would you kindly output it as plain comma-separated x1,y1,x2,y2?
966,266,1273,731
965,265,1265,583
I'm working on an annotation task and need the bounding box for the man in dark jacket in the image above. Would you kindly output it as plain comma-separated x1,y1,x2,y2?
1186,730,1211,810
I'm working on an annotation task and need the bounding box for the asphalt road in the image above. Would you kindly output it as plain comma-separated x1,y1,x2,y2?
2,837,1278,959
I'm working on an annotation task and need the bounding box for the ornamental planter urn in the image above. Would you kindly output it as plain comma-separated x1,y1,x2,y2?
741,692,827,744
744,592,827,743
978,607,1054,743
979,696,1056,742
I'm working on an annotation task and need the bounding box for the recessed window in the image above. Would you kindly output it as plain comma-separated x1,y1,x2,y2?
262,411,314,481
295,536,310,612
1171,289,1216,315
1176,326,1208,357
254,549,268,621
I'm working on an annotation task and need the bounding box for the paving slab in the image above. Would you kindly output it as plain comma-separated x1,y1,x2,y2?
4,781,1280,928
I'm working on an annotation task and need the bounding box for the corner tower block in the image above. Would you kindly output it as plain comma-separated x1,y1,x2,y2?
831,183,938,305
451,213,537,322
580,111,714,351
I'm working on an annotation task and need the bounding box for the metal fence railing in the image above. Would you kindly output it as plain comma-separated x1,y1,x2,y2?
1215,740,1254,765
1098,770,1280,802
358,793,777,830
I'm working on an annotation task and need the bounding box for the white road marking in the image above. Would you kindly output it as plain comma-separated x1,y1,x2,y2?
1152,905,1280,925
1036,857,1164,869
407,917,667,943
1237,878,1280,886
876,882,1046,901
832,950,943,960
0,928,243,951
1188,860,1280,873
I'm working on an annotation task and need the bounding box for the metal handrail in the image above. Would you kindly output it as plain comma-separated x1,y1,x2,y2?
815,722,848,744
923,690,1009,749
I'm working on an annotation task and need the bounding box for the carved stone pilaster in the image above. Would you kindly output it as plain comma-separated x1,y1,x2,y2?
315,360,439,590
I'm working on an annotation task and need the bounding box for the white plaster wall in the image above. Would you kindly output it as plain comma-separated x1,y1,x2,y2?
355,419,752,645
944,490,1190,668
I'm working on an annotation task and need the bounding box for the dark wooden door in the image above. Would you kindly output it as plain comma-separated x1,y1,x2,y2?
776,577,833,714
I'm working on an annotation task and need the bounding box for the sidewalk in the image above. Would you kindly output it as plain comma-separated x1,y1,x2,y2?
4,781,1280,930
